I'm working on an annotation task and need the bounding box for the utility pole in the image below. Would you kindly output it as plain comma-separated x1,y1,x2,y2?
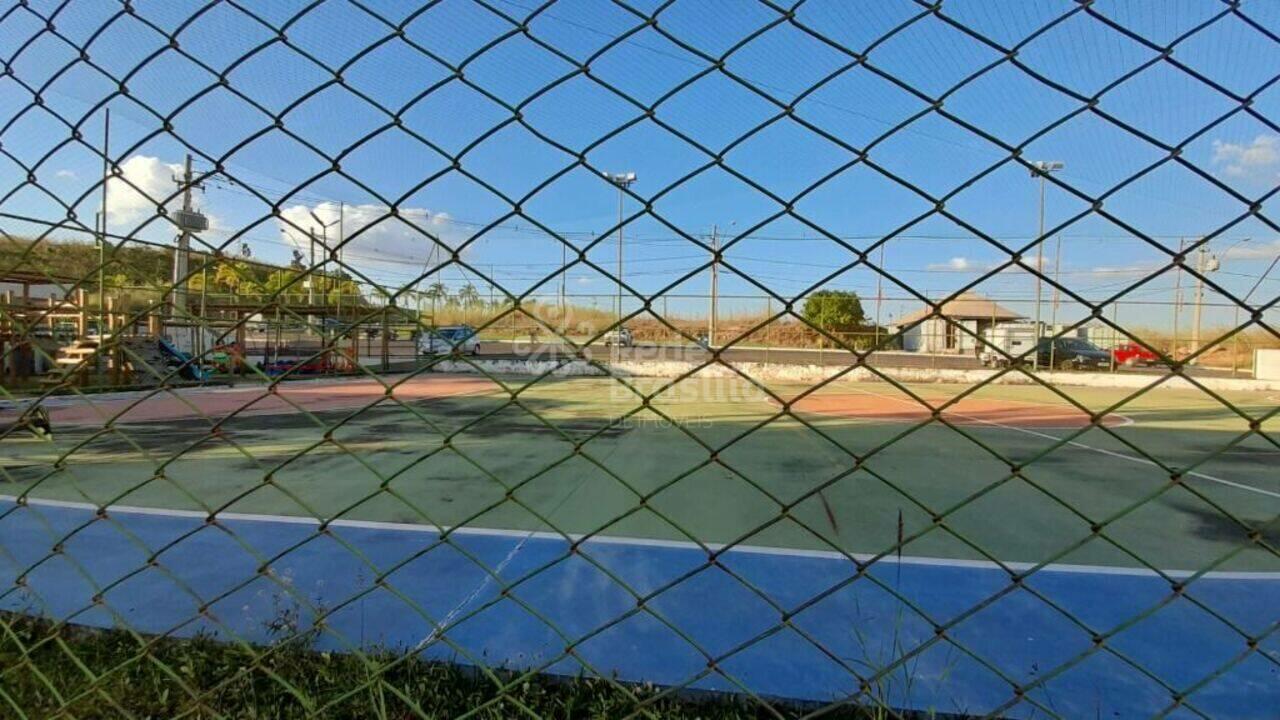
1191,246,1209,360
708,225,718,346
170,153,206,353
1187,244,1218,361
337,202,344,326
1172,237,1185,360
874,242,885,347
308,228,317,307
1189,241,1233,363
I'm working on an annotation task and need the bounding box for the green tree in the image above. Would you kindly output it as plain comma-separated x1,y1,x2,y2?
802,290,865,336
264,270,303,301
326,278,361,307
214,260,251,293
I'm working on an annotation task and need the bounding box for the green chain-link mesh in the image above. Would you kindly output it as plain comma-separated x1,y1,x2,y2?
1,1,1278,718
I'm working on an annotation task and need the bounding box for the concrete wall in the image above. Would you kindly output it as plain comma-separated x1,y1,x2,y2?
1256,348,1280,381
435,357,1280,393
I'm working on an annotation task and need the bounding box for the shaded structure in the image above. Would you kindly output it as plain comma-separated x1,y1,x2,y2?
893,292,1024,354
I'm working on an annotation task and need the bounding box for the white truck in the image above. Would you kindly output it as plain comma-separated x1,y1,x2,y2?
979,322,1040,367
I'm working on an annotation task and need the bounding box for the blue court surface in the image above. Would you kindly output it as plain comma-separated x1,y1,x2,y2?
2,497,1277,719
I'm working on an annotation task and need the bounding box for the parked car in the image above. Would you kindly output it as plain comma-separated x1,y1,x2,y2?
419,325,480,355
1112,342,1160,367
1037,338,1111,370
603,328,633,347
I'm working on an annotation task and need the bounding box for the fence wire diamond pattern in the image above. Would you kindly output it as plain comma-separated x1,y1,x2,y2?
1,1,1279,719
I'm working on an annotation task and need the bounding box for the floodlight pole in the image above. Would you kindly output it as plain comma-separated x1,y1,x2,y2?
1030,160,1063,370
98,108,109,346
308,209,340,344
604,172,637,330
708,225,718,345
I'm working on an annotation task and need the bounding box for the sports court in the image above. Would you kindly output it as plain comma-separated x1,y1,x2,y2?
1,371,1277,717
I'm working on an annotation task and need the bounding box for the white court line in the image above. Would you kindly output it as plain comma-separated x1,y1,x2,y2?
0,372,477,411
4,495,1278,581
843,386,1280,502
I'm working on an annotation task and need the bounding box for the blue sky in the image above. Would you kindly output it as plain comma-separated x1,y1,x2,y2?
2,0,1279,331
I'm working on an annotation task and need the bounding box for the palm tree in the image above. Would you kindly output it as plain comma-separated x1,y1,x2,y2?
455,284,481,325
423,282,448,319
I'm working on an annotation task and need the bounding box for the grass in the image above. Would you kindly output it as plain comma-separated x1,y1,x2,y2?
0,613,919,720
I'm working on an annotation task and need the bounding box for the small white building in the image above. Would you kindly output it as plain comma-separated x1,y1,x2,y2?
893,293,1024,354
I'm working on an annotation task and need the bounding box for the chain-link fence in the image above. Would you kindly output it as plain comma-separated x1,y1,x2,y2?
2,1,1279,718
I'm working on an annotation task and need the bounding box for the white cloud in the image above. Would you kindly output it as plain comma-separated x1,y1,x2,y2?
1221,238,1280,260
54,169,76,180
927,256,993,272
1211,135,1279,180
277,201,461,270
1087,263,1159,277
105,155,184,222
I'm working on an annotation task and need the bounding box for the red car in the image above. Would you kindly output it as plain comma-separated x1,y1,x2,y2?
261,356,335,376
1112,342,1160,367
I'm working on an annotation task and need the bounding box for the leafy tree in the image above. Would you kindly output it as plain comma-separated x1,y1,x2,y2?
264,270,304,301
214,260,250,293
326,278,361,306
802,290,865,335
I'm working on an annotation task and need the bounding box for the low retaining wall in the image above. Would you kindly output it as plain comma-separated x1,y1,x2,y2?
434,357,1280,394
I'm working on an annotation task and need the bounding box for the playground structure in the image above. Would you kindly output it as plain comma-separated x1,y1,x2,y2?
1,269,426,392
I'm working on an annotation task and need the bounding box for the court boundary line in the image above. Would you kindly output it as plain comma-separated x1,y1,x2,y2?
5,495,1278,581
837,386,1280,502
792,394,1136,432
0,374,498,425
0,373,494,411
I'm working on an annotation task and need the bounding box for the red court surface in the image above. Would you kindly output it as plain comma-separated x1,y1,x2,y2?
7,375,495,426
792,392,1129,429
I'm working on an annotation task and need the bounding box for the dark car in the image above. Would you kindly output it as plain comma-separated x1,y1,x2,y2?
1036,338,1111,371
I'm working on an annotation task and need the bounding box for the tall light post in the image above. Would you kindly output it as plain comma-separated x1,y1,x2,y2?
603,171,637,328
1030,160,1064,370
309,209,340,342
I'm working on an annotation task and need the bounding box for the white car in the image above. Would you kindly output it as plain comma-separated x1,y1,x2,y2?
603,328,633,347
419,325,481,356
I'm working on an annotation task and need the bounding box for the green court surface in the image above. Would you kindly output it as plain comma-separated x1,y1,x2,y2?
3,374,1277,572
